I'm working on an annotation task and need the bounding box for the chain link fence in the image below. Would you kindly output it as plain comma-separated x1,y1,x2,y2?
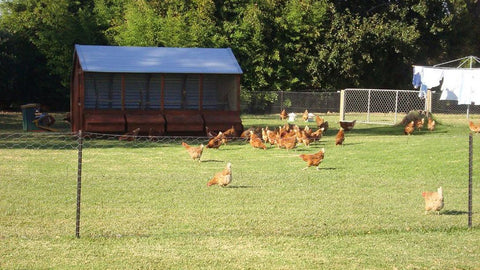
341,89,427,125
242,90,480,123
431,91,480,116
242,90,340,114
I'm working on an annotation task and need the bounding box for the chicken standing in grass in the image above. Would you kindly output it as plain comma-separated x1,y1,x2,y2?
250,131,267,150
181,142,204,162
468,120,480,133
207,163,232,187
280,109,287,120
299,148,325,170
302,109,309,122
315,116,329,133
415,118,425,131
422,187,444,214
404,121,415,135
335,128,345,145
207,132,224,149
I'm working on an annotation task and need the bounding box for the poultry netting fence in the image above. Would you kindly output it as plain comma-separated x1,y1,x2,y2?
0,131,478,238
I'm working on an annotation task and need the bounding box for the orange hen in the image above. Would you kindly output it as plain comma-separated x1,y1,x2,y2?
468,120,480,133
207,163,232,187
299,148,325,170
335,128,345,145
250,131,267,149
280,109,287,120
207,132,224,148
276,135,297,150
181,142,204,162
415,118,424,131
404,121,415,135
302,110,309,122
422,187,444,214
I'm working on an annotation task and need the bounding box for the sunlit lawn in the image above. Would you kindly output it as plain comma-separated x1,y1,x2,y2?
1,112,479,269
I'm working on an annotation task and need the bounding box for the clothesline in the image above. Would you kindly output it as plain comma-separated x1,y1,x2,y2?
433,55,480,68
412,56,480,105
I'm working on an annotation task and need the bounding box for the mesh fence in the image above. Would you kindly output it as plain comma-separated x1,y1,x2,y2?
1,130,478,239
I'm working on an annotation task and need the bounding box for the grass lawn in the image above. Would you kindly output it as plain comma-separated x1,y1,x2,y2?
1,112,479,269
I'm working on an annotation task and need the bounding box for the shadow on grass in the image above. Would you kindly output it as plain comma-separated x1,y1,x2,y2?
319,167,336,170
442,210,469,215
339,142,364,146
200,159,224,163
226,185,257,189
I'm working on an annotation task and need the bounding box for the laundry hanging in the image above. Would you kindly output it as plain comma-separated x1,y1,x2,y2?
412,66,444,98
412,65,480,105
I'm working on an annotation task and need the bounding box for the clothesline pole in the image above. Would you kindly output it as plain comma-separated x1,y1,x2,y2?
466,57,473,119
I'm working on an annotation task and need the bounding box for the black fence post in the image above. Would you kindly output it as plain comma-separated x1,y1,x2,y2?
469,133,473,228
76,130,83,238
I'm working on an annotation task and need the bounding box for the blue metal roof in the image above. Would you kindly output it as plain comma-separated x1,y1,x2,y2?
75,44,243,74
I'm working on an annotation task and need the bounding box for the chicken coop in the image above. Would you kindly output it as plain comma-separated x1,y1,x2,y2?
70,44,243,135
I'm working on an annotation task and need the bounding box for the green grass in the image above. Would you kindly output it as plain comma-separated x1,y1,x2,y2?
1,112,480,269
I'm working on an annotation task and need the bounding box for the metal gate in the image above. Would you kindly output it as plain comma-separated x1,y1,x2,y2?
340,88,428,125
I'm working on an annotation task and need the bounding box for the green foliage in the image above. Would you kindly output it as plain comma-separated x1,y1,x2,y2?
0,0,106,110
1,0,480,110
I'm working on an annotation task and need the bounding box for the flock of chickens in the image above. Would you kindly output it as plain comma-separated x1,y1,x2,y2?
181,109,351,188
403,117,436,135
112,109,455,214
180,109,449,214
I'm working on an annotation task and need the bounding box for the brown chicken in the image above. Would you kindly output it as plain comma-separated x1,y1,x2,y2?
299,148,325,170
119,128,140,141
276,135,297,150
250,131,267,150
404,121,415,135
422,187,444,214
181,142,204,162
261,127,269,143
207,132,224,148
280,109,287,120
309,127,324,142
297,130,313,146
223,126,236,137
266,129,278,145
207,163,232,187
468,120,480,133
315,116,324,128
415,118,425,131
240,127,255,139
335,128,345,145
339,120,356,131
427,117,436,131
205,126,218,138
302,109,309,122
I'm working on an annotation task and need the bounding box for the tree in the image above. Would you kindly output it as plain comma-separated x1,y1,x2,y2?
0,0,106,110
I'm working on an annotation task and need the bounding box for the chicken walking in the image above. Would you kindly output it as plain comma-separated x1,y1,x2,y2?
422,187,444,214
181,142,204,162
207,163,232,187
299,148,325,170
